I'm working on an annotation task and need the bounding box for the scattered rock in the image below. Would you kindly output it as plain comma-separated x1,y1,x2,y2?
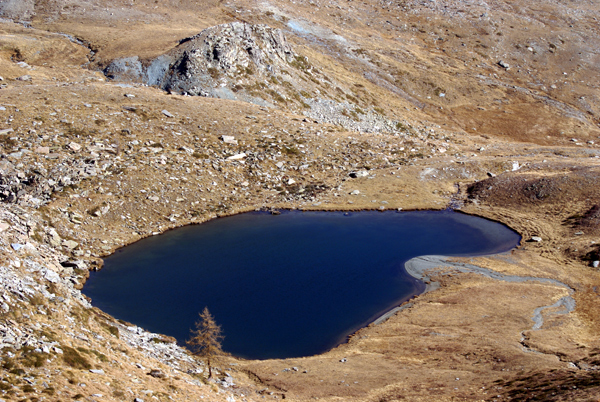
593,261,599,268
35,146,50,154
227,153,246,160
161,110,174,118
89,369,105,375
350,190,360,195
498,60,510,69
530,236,542,242
62,240,79,250
221,135,238,145
148,369,167,378
68,142,82,152
349,171,368,178
15,75,32,81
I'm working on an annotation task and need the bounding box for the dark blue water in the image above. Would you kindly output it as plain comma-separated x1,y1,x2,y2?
83,210,520,360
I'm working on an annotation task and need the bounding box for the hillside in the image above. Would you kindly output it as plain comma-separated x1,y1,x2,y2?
0,0,599,400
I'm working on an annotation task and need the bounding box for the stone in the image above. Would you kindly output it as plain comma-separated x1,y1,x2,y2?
148,196,159,202
103,56,144,82
287,178,296,185
47,228,61,247
68,142,82,152
35,146,50,154
340,358,347,363
592,261,599,268
148,369,166,378
0,221,8,232
89,369,105,374
350,190,360,195
62,240,79,250
349,171,368,178
70,213,84,224
227,153,247,160
530,236,542,242
161,110,174,118
16,75,32,81
221,135,238,145
498,60,510,69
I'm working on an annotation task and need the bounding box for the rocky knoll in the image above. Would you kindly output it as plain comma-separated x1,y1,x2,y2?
106,22,306,105
156,22,295,94
104,22,406,134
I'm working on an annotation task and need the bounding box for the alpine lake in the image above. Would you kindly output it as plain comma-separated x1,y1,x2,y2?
82,210,521,360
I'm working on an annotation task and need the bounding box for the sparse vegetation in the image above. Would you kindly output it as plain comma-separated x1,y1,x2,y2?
62,346,91,369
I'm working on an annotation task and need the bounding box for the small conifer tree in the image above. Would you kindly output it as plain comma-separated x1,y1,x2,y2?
187,307,225,378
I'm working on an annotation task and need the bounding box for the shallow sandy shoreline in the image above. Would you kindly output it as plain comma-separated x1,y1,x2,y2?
373,254,578,330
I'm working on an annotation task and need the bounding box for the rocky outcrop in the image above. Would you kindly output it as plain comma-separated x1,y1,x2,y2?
156,22,296,95
105,22,297,97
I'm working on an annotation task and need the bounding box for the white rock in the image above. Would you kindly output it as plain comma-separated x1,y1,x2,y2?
350,190,360,195
35,146,50,154
592,261,599,268
62,240,79,250
227,153,247,160
221,135,238,145
288,178,296,185
161,110,174,118
68,142,82,152
531,236,542,242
